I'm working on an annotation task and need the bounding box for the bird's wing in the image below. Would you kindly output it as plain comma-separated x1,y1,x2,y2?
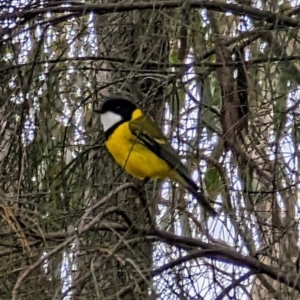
129,115,195,188
130,115,218,217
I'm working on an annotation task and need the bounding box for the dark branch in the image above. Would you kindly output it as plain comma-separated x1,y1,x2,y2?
152,228,300,292
2,55,300,74
1,1,300,28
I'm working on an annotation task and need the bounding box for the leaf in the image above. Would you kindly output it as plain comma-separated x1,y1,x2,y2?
205,168,222,199
204,140,225,201
169,44,180,65
200,77,221,139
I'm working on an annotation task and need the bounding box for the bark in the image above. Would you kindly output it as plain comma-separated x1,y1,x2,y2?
70,5,169,300
207,11,248,149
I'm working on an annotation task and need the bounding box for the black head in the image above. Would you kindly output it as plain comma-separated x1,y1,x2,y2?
94,98,137,133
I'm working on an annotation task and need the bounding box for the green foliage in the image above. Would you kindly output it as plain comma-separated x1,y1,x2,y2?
205,166,222,199
204,140,224,201
2,1,300,299
200,76,221,139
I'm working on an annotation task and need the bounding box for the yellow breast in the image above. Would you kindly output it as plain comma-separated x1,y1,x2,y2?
105,122,171,180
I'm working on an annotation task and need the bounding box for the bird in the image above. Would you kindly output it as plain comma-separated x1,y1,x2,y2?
94,97,217,217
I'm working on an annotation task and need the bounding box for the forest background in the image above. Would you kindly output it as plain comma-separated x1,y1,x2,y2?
1,0,300,299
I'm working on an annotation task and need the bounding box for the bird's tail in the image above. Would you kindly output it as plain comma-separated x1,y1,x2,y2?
171,171,218,217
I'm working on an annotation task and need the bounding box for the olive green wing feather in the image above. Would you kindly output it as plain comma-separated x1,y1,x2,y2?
129,115,197,189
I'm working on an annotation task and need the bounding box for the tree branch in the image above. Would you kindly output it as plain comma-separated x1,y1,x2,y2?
215,271,253,300
153,228,300,292
1,1,300,28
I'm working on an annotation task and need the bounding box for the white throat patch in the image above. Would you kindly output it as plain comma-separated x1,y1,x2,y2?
100,111,123,132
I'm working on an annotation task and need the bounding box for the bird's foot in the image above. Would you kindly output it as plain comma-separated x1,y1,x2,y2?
132,177,150,190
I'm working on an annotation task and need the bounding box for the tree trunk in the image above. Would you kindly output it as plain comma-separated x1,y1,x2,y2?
70,6,169,300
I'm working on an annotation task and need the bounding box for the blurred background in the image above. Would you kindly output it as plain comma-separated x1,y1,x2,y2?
0,0,300,299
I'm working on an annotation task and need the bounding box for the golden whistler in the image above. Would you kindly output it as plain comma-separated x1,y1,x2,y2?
94,97,217,217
